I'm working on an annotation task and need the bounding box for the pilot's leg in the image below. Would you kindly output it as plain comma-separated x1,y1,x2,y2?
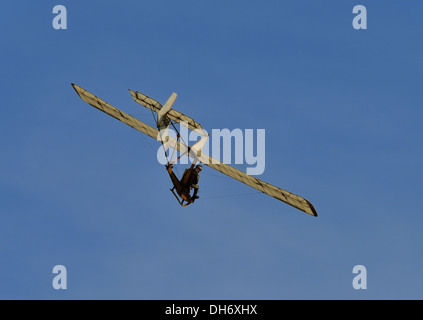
192,184,199,200
167,164,183,195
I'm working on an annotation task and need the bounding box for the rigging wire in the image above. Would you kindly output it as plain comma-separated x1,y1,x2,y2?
200,191,262,200
131,127,156,153
201,171,229,179
150,109,157,124
130,110,187,178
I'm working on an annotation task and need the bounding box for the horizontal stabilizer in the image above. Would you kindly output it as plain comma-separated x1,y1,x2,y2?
128,89,162,113
129,89,207,136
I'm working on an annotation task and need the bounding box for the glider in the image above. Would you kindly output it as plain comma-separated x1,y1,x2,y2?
71,84,318,217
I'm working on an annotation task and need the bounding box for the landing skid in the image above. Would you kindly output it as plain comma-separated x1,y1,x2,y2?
170,188,191,207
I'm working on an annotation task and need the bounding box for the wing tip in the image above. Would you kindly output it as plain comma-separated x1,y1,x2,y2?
306,200,318,217
128,89,137,100
71,83,82,91
71,83,80,94
71,83,86,100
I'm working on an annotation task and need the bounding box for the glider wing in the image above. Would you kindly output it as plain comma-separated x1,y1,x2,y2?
202,156,318,217
72,84,159,140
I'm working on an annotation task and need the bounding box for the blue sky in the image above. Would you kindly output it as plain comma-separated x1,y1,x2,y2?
0,1,422,299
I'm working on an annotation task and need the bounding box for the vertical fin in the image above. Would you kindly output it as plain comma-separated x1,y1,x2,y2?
157,92,177,128
157,92,177,150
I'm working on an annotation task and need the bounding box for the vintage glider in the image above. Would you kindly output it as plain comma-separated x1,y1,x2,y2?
71,83,318,217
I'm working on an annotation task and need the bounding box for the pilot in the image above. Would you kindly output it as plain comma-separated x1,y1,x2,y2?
167,163,203,204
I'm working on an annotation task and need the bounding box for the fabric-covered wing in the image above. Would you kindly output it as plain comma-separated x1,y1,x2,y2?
202,156,318,217
72,84,159,140
129,89,207,136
